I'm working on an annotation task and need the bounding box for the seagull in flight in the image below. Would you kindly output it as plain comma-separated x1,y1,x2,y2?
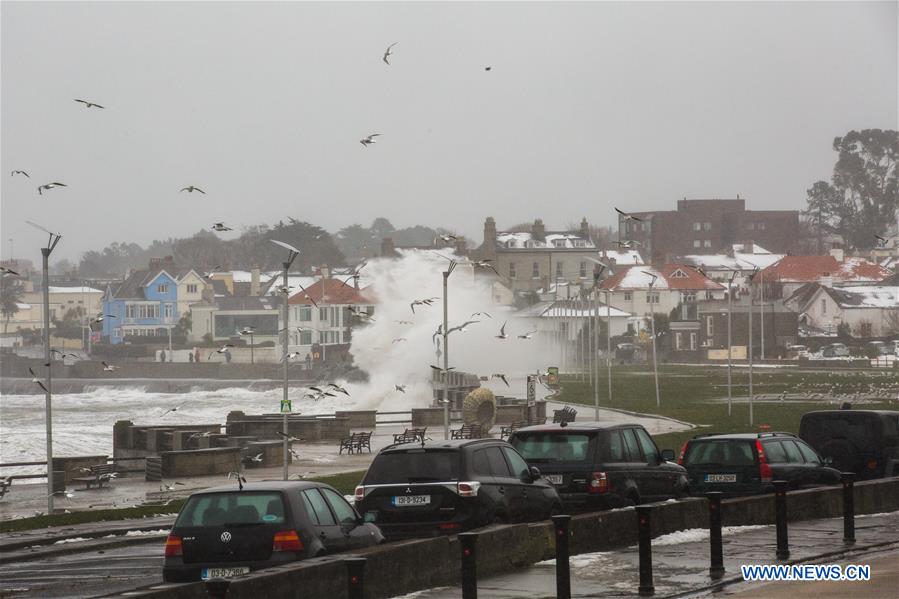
228,471,247,490
327,383,350,396
216,344,234,354
360,133,380,147
275,431,304,443
1,266,21,277
180,186,205,194
346,306,374,321
101,361,118,372
382,42,398,64
392,337,407,343
614,240,642,249
874,234,888,247
495,321,509,340
91,313,116,323
50,349,80,361
517,330,537,340
282,352,303,361
37,182,66,195
211,222,232,232
395,384,407,393
491,373,510,387
435,233,458,243
74,99,104,109
160,402,187,417
615,207,643,222
447,320,479,335
471,311,492,319
410,297,437,314
29,367,48,393
11,170,29,178
50,490,76,501
471,259,500,275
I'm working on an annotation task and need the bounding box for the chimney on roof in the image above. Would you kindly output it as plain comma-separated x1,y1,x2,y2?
820,275,834,289
580,217,589,240
829,248,844,263
250,268,260,296
320,265,330,280
481,217,497,262
532,219,546,242
380,237,396,257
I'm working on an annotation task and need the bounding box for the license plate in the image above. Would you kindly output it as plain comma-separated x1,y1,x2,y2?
201,567,250,580
392,495,430,506
546,474,563,485
705,474,737,483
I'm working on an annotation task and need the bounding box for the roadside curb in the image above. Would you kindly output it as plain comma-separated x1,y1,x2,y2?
0,520,175,554
547,397,698,431
0,530,169,565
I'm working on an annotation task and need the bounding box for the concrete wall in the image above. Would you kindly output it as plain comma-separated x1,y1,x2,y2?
336,410,377,429
160,447,241,477
411,408,445,427
51,455,108,483
495,404,528,424
116,477,899,599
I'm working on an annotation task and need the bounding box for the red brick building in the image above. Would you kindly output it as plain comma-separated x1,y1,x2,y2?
620,198,799,264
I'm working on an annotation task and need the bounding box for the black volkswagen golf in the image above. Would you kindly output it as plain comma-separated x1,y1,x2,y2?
354,439,562,540
163,481,384,582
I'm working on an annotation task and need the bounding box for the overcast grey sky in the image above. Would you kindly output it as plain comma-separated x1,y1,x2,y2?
2,1,896,265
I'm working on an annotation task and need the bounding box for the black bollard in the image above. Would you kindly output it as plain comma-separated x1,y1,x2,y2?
774,480,789,560
636,505,654,596
345,557,366,599
204,578,230,599
842,472,855,544
707,492,725,578
459,532,478,599
552,515,572,599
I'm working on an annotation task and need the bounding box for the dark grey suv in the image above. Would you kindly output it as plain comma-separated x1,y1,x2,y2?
508,422,687,511
354,439,562,540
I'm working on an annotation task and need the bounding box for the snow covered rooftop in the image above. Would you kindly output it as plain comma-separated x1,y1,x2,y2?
600,249,644,265
47,286,103,294
496,231,595,249
828,286,899,309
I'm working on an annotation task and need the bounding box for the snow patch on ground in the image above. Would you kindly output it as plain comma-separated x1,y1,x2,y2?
53,537,89,544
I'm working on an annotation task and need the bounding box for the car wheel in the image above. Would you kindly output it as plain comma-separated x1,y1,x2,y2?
624,492,639,507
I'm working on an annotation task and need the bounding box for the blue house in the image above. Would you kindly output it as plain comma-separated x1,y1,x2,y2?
102,257,182,344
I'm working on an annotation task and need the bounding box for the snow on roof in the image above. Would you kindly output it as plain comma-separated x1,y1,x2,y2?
227,270,279,283
15,302,31,309
601,249,644,265
496,231,595,249
684,251,783,271
829,286,899,309
600,264,725,291
47,286,103,294
618,267,669,289
761,256,891,283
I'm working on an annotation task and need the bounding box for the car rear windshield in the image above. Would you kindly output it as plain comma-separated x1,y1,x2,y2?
509,432,595,463
683,440,756,466
175,492,287,528
801,413,894,451
363,449,460,484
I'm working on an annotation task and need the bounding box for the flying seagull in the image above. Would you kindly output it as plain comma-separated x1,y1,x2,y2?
29,367,48,393
360,133,381,147
74,99,104,109
517,330,536,340
37,182,66,195
614,240,642,249
395,384,407,393
327,383,350,396
485,66,492,71
382,42,398,65
11,170,29,178
160,402,187,417
641,271,659,289
282,352,303,361
211,222,232,232
0,266,20,277
874,234,887,247
228,471,247,490
216,344,234,354
491,373,510,387
436,234,458,243
180,186,205,194
275,431,304,443
447,320,479,335
471,311,492,319
432,324,443,346
495,321,508,340
347,306,374,321
615,207,643,222
392,337,407,343
101,361,118,372
160,482,184,493
471,259,500,275
394,320,414,325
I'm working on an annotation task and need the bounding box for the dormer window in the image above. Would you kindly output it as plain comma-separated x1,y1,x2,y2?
670,269,689,278
573,239,587,248
552,239,566,248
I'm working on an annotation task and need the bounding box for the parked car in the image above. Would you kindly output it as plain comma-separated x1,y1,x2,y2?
163,481,383,582
679,432,841,497
786,344,809,359
799,410,899,479
354,439,562,540
508,422,687,511
821,343,850,357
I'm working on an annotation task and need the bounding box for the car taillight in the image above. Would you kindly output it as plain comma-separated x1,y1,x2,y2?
588,472,609,494
457,481,481,497
272,530,304,552
438,522,461,531
756,440,772,483
164,534,182,557
867,458,878,471
677,441,689,465
354,485,365,502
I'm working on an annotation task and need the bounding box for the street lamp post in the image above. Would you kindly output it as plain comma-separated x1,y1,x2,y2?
271,239,301,481
743,264,760,427
726,269,738,417
644,271,661,408
240,327,256,364
442,260,457,440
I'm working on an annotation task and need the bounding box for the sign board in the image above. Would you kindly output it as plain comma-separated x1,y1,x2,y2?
280,399,292,414
546,367,559,387
527,376,536,406
707,347,747,360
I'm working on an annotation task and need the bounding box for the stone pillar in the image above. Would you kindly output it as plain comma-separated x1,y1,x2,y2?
113,420,135,455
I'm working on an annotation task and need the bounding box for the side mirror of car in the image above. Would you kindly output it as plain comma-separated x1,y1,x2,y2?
661,449,675,462
529,466,542,480
823,456,833,466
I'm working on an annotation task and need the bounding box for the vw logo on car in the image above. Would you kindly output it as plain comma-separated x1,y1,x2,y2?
220,531,232,543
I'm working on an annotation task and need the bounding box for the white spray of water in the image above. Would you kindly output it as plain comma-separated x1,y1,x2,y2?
343,250,552,411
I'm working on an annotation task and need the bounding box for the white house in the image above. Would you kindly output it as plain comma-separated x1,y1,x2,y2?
598,264,726,320
796,285,899,338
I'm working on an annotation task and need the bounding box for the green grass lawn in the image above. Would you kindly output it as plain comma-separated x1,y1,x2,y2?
553,366,896,452
0,470,366,534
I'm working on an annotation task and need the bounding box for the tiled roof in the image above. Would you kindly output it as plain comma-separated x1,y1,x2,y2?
823,286,899,309
599,264,724,291
288,278,375,306
760,256,890,283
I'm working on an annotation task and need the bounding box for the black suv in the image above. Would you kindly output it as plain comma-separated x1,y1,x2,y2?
679,432,841,497
507,423,687,511
354,439,562,539
163,481,383,582
799,410,899,479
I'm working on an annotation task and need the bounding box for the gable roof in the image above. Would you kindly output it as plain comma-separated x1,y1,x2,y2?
288,278,375,306
599,264,725,291
820,285,899,309
759,256,890,284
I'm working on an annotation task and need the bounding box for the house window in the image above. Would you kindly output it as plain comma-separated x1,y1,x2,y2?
647,292,659,304
683,292,696,303
671,269,688,278
164,303,174,318
509,262,516,278
299,330,312,345
319,307,327,321
690,332,697,350
860,322,872,337
624,291,632,301
573,239,587,248
706,316,714,336
330,307,340,327
693,240,701,248
747,222,755,230
705,291,714,300
703,240,712,248
187,284,198,293
703,222,712,231
821,299,827,313
579,262,587,278
675,332,682,350
556,261,563,278
553,239,566,248
693,222,702,231
158,284,168,293
299,306,312,322
126,305,138,318
532,262,540,278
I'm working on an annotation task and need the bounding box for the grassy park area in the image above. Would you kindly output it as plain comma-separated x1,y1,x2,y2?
554,365,897,452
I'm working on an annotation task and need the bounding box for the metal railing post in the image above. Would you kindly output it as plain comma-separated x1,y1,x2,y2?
552,514,571,599
707,492,724,578
637,505,654,596
774,480,789,560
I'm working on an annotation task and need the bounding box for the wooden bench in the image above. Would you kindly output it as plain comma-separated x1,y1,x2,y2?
500,421,527,440
72,464,116,489
451,424,481,440
339,432,373,455
552,406,577,424
393,427,427,445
